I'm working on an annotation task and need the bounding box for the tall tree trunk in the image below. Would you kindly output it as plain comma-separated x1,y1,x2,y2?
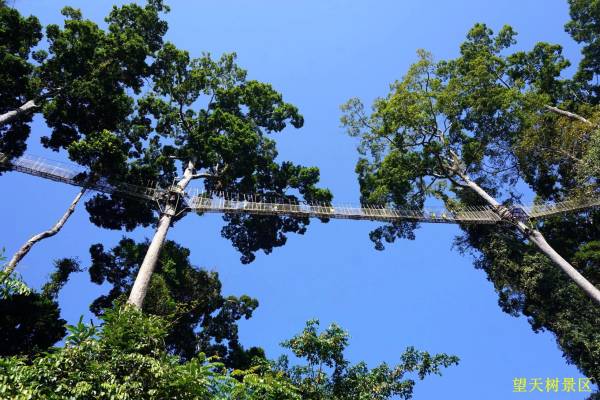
0,188,86,284
459,173,600,305
127,161,195,309
0,100,39,126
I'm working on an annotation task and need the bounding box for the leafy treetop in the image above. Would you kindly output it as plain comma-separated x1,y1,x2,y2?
80,44,332,263
88,237,264,368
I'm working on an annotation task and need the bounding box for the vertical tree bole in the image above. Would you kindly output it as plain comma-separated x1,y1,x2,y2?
127,161,195,308
460,173,600,305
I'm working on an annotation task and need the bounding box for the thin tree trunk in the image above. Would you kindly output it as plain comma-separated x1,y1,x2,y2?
0,187,86,284
459,173,600,305
0,100,39,126
127,161,195,309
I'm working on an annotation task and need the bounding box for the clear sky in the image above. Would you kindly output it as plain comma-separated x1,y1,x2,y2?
3,0,597,398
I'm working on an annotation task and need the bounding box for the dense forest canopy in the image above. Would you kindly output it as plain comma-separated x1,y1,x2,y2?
341,1,600,393
1,0,599,398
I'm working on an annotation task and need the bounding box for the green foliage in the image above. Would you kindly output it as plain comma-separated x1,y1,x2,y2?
0,248,29,297
341,36,537,248
0,310,456,400
229,359,302,400
0,257,81,358
41,257,81,299
580,127,600,183
0,245,456,399
0,1,168,166
88,238,263,368
449,20,600,392
0,1,42,160
65,316,98,347
0,306,230,399
455,211,600,389
0,249,29,297
342,17,600,396
39,1,168,152
4,1,329,270
83,43,331,263
565,0,600,101
276,320,459,400
0,292,65,358
0,271,30,298
67,129,129,178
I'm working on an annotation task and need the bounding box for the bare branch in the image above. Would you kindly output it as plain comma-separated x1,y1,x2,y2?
1,188,86,283
0,99,39,126
191,173,215,179
545,105,593,126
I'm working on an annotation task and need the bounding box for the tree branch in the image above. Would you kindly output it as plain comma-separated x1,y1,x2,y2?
0,99,39,126
191,173,216,179
0,188,86,283
545,105,593,126
445,173,470,189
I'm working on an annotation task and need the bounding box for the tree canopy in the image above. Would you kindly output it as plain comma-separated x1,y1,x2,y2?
0,308,458,400
0,0,172,281
0,257,80,357
0,0,169,160
276,320,459,400
0,0,41,160
342,11,600,394
73,41,332,307
82,44,332,263
88,238,264,368
1,0,332,306
2,0,598,398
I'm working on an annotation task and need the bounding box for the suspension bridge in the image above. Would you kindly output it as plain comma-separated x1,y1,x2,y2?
2,152,599,225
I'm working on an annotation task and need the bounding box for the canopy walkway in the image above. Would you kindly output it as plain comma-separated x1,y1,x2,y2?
2,152,600,225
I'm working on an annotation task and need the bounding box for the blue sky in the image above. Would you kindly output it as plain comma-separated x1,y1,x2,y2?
2,0,597,398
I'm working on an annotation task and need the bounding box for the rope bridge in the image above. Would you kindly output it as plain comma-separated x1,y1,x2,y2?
2,152,599,225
